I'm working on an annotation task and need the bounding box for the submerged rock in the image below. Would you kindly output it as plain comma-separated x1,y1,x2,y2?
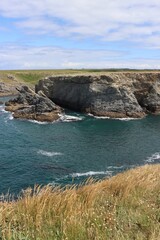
36,73,160,118
5,86,62,122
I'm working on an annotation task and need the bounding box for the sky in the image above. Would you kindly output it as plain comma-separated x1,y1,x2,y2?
0,0,160,70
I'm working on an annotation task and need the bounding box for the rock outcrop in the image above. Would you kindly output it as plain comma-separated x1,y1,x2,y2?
35,73,160,118
0,82,18,97
5,86,62,122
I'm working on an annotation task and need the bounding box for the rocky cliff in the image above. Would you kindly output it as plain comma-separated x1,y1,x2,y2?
35,73,160,118
0,82,18,97
5,86,62,122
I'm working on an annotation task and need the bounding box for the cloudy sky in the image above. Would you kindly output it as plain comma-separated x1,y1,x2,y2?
0,0,160,69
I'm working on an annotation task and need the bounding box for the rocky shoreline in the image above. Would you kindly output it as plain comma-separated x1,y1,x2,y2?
36,73,160,119
0,74,23,97
5,86,62,122
3,72,160,121
0,82,18,97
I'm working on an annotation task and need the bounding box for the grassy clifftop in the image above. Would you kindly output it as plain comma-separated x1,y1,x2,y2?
1,69,160,85
0,164,159,240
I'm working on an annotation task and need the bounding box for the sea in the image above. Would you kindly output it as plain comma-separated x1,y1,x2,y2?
0,96,160,195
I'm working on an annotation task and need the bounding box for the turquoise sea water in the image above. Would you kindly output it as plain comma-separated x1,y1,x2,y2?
0,96,160,195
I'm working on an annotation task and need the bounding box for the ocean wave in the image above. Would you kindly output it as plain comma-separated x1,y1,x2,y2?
117,118,139,121
59,114,84,122
145,152,160,163
94,116,110,119
71,170,113,178
0,106,7,113
38,150,63,157
8,114,13,120
29,120,49,125
29,114,83,124
87,113,110,119
88,113,138,121
4,114,14,123
107,165,125,170
107,164,137,170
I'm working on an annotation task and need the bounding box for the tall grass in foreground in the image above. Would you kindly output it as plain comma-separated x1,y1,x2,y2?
0,164,159,240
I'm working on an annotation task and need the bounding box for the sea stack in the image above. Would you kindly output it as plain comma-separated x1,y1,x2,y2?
5,86,62,122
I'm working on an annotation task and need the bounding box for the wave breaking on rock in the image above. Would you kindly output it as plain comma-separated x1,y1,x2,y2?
36,73,160,119
5,86,63,122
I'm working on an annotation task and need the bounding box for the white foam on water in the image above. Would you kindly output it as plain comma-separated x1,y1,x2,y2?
71,171,113,178
107,164,137,170
26,114,83,124
87,113,94,117
59,114,83,122
107,165,125,170
29,120,49,125
0,106,7,113
145,152,160,163
9,114,13,120
117,118,139,121
54,175,69,182
4,113,14,123
94,116,110,119
38,150,63,157
88,113,138,121
87,113,110,119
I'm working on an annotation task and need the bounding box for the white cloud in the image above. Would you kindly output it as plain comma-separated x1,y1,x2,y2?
0,45,124,69
0,1,160,69
0,1,160,47
0,45,160,70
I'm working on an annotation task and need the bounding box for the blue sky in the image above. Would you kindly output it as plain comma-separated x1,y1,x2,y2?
0,0,160,70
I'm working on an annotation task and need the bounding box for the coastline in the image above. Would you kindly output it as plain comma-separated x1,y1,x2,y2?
0,71,160,239
2,71,160,121
0,92,17,97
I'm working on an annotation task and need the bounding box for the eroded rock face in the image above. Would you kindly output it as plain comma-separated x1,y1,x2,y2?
5,86,62,122
0,82,18,97
35,73,160,118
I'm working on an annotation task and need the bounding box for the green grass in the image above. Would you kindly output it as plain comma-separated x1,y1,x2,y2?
15,72,45,84
1,69,160,86
0,164,159,240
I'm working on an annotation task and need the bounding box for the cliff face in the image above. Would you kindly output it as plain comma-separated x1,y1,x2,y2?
5,86,62,122
0,82,18,97
35,73,160,118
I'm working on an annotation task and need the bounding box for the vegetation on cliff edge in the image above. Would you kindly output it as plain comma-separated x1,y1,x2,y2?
0,164,159,240
1,69,160,85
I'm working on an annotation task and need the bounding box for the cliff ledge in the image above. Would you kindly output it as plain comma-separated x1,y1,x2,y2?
36,73,160,118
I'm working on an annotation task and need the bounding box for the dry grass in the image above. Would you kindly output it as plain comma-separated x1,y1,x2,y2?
0,164,159,240
1,69,160,86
